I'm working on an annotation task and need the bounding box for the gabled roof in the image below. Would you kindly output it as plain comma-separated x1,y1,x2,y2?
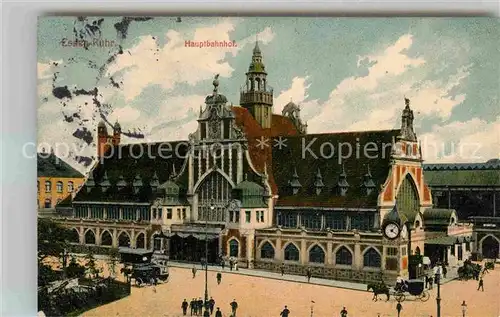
272,130,399,208
37,152,84,178
423,159,500,171
73,141,189,203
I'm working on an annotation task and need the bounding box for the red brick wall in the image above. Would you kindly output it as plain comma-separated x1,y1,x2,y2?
222,229,247,258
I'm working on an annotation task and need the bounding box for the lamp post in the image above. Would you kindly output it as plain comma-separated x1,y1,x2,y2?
203,201,214,312
435,271,441,317
310,300,315,317
461,300,467,317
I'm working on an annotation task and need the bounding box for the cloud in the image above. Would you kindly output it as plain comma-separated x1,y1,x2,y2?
107,20,276,102
274,76,311,114
37,60,63,80
420,116,500,163
109,106,141,123
296,34,470,135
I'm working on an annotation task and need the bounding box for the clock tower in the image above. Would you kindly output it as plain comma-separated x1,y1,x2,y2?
240,41,273,128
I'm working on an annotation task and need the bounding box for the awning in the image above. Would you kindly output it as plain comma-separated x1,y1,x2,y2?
169,225,222,240
425,236,456,246
170,232,219,240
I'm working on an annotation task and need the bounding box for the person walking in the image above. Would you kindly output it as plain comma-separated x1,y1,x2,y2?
280,305,290,317
192,265,197,278
229,259,234,271
209,297,215,315
215,307,222,317
306,267,312,283
280,263,285,276
340,306,348,317
477,277,484,291
217,272,222,285
428,276,434,290
181,299,189,316
190,298,196,316
424,275,429,289
230,299,238,316
442,265,447,279
221,257,225,270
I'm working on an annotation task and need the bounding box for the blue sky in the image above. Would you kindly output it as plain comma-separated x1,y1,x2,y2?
37,17,499,171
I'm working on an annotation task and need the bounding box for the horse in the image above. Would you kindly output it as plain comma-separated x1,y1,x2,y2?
367,283,390,301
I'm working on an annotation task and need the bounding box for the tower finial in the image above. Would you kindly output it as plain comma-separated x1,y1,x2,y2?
213,74,220,94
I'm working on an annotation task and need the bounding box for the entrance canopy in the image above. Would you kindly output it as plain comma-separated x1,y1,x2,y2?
169,225,222,240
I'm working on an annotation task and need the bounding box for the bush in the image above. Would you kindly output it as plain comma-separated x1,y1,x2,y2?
66,256,86,278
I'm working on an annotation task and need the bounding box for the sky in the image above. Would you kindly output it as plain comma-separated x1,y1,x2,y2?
37,17,500,172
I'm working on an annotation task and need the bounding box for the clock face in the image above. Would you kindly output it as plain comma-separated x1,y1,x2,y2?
384,223,400,239
400,225,408,239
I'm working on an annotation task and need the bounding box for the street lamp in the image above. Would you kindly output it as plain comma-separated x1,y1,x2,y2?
435,271,441,317
310,300,315,317
203,200,214,313
461,300,467,317
396,300,402,317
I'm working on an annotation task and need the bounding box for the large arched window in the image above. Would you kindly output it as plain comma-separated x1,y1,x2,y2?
260,241,275,259
363,248,381,268
84,230,96,245
335,246,352,265
101,231,113,246
196,171,232,222
396,175,420,222
136,233,145,249
309,245,325,263
118,232,130,247
229,239,239,257
284,243,300,261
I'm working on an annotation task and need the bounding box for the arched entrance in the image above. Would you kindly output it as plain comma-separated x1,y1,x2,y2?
482,235,500,259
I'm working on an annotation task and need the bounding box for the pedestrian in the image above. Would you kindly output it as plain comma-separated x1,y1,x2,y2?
221,259,225,270
442,266,447,279
429,276,434,290
203,309,210,317
306,267,312,282
230,299,238,316
198,298,204,315
477,277,484,291
192,265,197,278
340,306,348,317
182,299,189,316
280,263,285,276
209,297,215,314
424,275,429,289
235,262,238,271
217,272,222,285
190,298,196,316
229,259,234,271
215,307,222,317
280,305,290,317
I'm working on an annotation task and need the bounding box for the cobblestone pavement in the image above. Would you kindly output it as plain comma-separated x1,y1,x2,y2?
81,261,500,317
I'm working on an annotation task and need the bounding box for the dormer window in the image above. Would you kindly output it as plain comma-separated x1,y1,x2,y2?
133,174,143,195
337,164,349,196
116,175,127,191
100,171,111,192
362,164,376,196
150,172,159,191
289,167,302,195
314,168,324,196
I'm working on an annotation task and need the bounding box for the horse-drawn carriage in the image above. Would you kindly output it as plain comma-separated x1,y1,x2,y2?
118,247,169,287
393,279,430,302
367,279,429,302
458,260,482,280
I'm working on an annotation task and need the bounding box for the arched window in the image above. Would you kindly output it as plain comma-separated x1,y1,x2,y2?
44,199,51,208
100,231,113,246
118,232,130,247
229,239,239,257
69,229,80,243
56,181,63,193
415,246,421,255
45,181,51,193
260,241,275,259
284,243,300,261
396,175,420,222
84,230,96,245
335,246,352,265
196,171,232,222
309,245,325,263
363,248,381,268
68,181,74,193
136,233,145,249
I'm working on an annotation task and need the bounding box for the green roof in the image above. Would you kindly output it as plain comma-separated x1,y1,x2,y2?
423,208,456,226
234,180,267,208
37,152,85,178
423,169,500,187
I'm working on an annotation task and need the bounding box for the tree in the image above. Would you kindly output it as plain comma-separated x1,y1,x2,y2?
84,252,100,279
107,248,120,279
37,218,72,265
66,256,85,278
